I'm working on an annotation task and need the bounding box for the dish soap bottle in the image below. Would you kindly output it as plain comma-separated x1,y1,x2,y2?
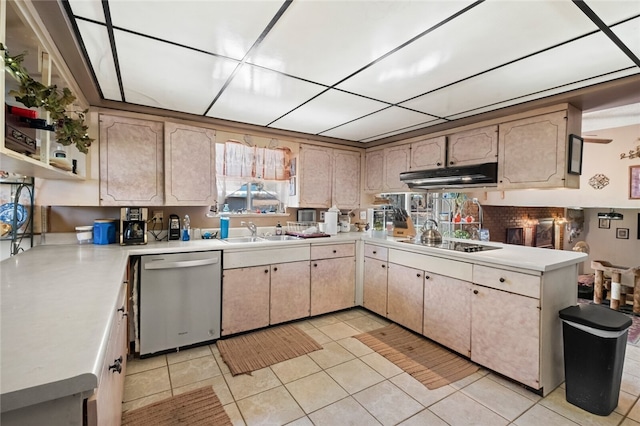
275,221,283,235
182,215,191,241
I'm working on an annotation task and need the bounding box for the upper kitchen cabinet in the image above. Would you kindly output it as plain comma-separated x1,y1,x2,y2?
164,122,216,206
99,115,164,206
297,144,361,209
498,105,581,190
447,126,498,167
410,136,446,170
365,144,411,193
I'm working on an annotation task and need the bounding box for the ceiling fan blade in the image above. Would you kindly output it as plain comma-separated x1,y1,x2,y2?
582,137,612,144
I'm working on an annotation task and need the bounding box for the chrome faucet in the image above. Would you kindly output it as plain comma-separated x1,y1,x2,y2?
241,221,257,237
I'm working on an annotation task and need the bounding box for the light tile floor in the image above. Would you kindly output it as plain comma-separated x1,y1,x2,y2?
123,308,640,426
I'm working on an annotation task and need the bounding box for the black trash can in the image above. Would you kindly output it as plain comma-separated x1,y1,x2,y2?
559,304,632,416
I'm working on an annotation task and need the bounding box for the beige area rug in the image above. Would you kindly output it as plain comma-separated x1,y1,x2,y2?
217,324,323,376
354,323,479,390
121,386,231,426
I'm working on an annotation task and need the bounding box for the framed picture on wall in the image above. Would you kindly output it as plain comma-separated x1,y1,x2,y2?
506,227,524,245
630,165,640,199
616,228,629,239
598,218,610,229
534,218,555,248
568,134,583,175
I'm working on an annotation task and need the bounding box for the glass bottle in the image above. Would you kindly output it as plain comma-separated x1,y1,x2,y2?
182,215,191,241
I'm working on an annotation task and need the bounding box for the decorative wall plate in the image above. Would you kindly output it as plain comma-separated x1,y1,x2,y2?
588,174,610,190
0,203,28,229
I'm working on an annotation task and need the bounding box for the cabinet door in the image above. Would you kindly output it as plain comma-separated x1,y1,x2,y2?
498,111,567,189
387,263,423,333
363,257,387,317
333,149,361,209
222,266,270,335
364,150,384,193
164,122,216,206
471,285,540,388
447,125,498,167
383,145,410,191
99,115,164,206
410,136,446,170
270,261,311,324
299,145,333,207
310,257,356,316
423,273,471,357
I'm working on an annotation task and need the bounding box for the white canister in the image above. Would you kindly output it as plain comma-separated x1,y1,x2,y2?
324,205,340,235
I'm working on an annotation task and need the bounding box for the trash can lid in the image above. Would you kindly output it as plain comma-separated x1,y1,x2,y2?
559,304,632,331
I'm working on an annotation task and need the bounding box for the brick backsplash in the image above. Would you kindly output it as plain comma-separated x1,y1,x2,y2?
483,206,565,247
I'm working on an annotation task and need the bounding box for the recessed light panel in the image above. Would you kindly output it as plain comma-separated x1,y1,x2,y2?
76,20,120,101
67,0,105,23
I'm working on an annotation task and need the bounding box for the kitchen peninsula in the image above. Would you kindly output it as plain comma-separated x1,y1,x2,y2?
0,233,586,425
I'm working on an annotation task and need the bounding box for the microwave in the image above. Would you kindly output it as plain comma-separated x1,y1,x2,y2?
297,209,316,223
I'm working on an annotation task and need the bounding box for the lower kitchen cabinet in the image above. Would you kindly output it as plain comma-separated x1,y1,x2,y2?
387,263,424,334
270,261,311,325
471,284,540,389
311,257,356,315
363,257,388,317
222,266,270,335
423,273,471,357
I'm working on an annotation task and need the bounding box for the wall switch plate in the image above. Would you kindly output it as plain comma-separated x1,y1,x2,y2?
360,211,367,220
152,210,163,222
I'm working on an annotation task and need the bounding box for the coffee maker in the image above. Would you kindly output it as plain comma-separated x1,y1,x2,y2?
168,214,181,240
120,207,148,245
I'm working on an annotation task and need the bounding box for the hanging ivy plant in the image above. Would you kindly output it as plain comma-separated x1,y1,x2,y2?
2,43,93,154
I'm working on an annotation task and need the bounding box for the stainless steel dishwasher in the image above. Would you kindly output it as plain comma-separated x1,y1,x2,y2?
139,251,221,356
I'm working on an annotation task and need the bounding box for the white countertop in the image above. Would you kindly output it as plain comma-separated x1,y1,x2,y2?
0,231,585,412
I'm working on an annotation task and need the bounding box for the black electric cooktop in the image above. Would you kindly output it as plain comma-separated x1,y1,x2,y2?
401,240,502,253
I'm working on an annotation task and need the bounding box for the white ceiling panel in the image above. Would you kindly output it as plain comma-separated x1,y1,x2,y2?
76,21,121,101
108,1,284,60
247,0,476,86
114,30,239,115
269,89,388,135
583,0,640,25
612,17,640,57
359,119,447,143
206,64,326,126
401,32,635,118
67,0,105,23
320,106,440,141
336,0,598,104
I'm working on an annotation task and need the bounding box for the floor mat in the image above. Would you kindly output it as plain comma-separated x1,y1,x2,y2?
354,323,479,390
121,386,231,426
217,324,322,376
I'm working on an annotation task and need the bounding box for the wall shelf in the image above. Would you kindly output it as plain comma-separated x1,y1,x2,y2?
0,148,83,180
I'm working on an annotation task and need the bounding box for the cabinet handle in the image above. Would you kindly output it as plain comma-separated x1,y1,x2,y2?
273,267,278,272
425,275,430,280
499,277,506,283
264,269,269,273
333,250,337,253
416,273,421,278
372,251,377,254
473,290,479,295
449,161,454,165
117,306,125,313
314,263,318,267
381,264,386,269
109,356,123,374
436,162,442,166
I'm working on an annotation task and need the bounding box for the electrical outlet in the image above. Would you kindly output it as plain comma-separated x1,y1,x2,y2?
360,211,367,220
320,211,325,221
152,210,163,222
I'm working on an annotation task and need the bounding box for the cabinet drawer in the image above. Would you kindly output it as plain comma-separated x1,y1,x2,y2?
364,244,388,261
473,265,540,298
311,243,355,260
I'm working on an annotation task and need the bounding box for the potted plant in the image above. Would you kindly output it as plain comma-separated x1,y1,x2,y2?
2,43,93,154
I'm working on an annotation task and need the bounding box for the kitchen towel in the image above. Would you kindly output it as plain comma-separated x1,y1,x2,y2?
354,323,479,390
217,324,322,376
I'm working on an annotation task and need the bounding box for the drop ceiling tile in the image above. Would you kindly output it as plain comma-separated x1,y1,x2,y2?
582,0,640,25
114,30,238,115
320,107,440,141
67,0,105,23
206,65,326,126
247,0,476,85
269,89,388,135
336,0,598,104
612,17,640,57
359,119,447,143
75,21,121,101
401,32,635,118
108,1,284,60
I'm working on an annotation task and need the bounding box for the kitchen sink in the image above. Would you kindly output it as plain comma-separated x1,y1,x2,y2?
262,235,301,241
222,236,265,243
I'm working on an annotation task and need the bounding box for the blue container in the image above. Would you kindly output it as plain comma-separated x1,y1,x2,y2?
220,215,230,239
94,220,116,245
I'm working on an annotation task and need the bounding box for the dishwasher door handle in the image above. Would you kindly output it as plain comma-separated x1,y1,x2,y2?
144,257,220,270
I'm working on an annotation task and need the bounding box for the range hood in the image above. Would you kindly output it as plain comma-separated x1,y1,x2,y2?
597,210,624,220
399,163,498,190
